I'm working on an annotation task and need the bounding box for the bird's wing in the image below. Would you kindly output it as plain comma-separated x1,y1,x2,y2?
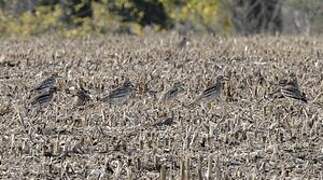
162,87,178,101
31,91,53,105
201,84,218,98
34,77,55,91
281,85,305,100
108,86,130,99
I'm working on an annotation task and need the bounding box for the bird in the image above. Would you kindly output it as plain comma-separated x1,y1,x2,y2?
160,82,185,102
32,73,60,93
278,79,308,103
153,112,175,127
188,75,226,107
73,86,91,107
266,76,308,103
101,80,135,105
30,87,57,107
177,36,190,49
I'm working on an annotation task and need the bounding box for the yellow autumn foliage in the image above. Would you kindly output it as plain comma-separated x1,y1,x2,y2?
0,0,232,37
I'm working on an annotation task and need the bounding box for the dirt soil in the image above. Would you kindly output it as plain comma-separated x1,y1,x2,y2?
0,34,322,179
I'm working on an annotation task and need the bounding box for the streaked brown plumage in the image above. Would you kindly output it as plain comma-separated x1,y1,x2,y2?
279,79,307,103
30,87,57,107
153,112,175,127
73,86,91,107
101,80,135,105
32,73,59,93
177,36,189,49
189,75,226,107
267,78,307,103
161,82,185,102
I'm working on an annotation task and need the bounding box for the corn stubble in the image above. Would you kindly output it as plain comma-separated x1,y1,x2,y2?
0,34,322,179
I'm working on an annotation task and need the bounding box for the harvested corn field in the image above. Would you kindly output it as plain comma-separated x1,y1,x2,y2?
0,34,323,179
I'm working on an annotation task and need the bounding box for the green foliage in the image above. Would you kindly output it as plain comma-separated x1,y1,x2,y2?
0,0,233,37
106,0,172,29
60,0,93,25
0,5,62,37
162,0,226,32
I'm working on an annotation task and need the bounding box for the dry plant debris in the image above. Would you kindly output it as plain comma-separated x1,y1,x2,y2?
0,34,322,179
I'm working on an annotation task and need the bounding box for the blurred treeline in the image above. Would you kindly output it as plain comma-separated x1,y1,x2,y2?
0,0,322,37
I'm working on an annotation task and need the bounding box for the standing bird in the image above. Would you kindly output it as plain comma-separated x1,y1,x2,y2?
32,73,60,93
278,79,307,103
153,111,175,127
30,87,57,107
177,36,190,49
161,82,185,102
73,86,91,107
188,75,226,107
101,80,135,105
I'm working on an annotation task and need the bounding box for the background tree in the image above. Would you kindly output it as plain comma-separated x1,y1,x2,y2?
106,0,172,29
228,0,282,35
60,0,93,25
0,0,322,36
